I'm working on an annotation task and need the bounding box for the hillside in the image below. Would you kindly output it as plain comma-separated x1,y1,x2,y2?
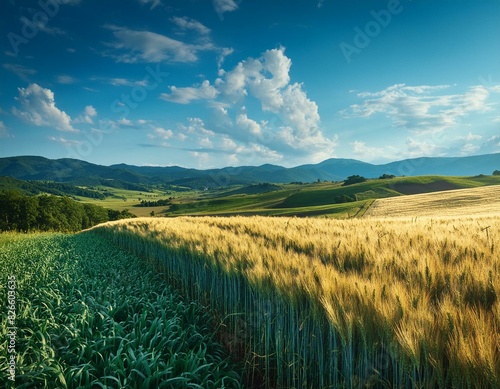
363,184,500,218
159,175,500,219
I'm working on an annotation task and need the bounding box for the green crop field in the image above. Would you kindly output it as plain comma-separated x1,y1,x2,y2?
0,233,242,388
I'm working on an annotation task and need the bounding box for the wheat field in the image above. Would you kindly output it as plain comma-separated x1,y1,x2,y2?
363,184,500,218
89,215,500,388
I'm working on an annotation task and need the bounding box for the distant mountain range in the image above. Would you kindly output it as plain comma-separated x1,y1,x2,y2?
0,154,499,189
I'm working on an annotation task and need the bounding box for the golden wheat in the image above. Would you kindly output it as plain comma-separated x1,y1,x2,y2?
364,184,500,218
89,215,500,388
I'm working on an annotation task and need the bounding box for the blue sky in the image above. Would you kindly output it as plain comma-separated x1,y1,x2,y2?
1,0,499,168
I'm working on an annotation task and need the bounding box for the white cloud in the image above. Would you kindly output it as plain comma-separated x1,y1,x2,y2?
180,117,215,137
91,76,147,87
85,105,97,117
461,143,480,155
3,64,37,81
103,25,213,63
219,48,335,156
236,113,261,135
56,74,77,84
13,83,77,132
199,137,213,148
189,151,210,167
461,132,483,141
161,80,218,104
0,121,12,138
165,47,336,161
479,135,500,154
171,17,210,36
217,47,234,70
147,127,174,146
137,0,161,9
74,105,97,124
213,0,239,15
20,16,65,36
405,137,445,157
277,82,326,149
350,137,452,162
49,136,83,147
345,84,492,134
155,127,173,140
351,140,391,161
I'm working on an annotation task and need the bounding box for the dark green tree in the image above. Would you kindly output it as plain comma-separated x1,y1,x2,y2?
0,190,23,230
19,196,39,232
342,175,367,186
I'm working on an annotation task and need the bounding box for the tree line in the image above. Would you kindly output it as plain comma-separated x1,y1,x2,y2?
135,198,172,207
0,190,135,233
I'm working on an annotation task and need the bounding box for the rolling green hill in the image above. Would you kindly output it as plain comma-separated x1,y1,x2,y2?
163,175,500,218
2,154,500,220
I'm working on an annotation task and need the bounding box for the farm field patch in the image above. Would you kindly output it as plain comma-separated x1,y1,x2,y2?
0,233,242,388
92,215,500,388
364,184,500,218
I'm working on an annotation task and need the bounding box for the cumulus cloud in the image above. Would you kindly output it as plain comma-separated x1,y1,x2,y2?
236,113,261,135
344,84,492,134
146,127,174,146
221,48,334,156
103,25,213,64
180,117,215,137
163,47,336,161
198,137,213,148
12,83,77,132
160,80,218,104
74,105,97,124
154,127,173,140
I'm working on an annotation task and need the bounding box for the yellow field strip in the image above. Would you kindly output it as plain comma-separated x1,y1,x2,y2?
363,184,500,218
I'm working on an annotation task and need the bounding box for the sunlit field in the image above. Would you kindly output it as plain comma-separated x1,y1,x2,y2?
364,184,500,218
90,215,500,388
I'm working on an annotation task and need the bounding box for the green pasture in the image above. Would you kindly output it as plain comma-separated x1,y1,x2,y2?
73,175,500,219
